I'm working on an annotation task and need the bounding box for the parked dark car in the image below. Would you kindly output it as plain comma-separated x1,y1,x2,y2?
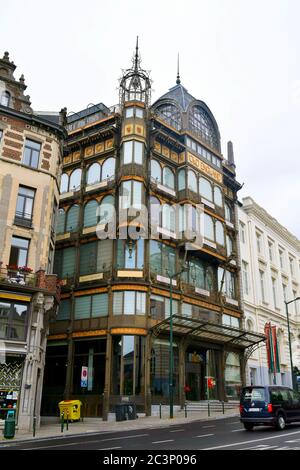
240,385,300,431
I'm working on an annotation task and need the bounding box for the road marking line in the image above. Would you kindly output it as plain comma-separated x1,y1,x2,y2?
152,439,174,444
227,421,241,425
101,433,149,442
201,429,300,450
193,434,214,439
231,429,243,432
98,446,122,450
275,447,289,450
202,425,215,428
169,429,185,433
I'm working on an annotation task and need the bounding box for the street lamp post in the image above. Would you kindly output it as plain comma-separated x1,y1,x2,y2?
284,297,300,390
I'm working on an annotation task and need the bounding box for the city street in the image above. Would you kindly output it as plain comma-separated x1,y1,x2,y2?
2,416,300,450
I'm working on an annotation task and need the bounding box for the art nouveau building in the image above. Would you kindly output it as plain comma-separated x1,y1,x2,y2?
43,44,264,419
0,52,65,430
239,197,300,387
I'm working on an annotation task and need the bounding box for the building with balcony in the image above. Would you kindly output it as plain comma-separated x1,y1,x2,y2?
43,42,264,419
238,197,300,388
0,52,66,430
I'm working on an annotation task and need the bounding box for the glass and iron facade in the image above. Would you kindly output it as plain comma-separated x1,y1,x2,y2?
43,46,265,418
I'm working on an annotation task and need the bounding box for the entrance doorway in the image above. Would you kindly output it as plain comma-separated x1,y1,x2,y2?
185,348,206,401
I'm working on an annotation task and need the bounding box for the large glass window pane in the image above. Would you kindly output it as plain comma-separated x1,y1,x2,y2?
97,239,113,271
87,163,101,185
136,292,146,315
199,177,213,201
225,203,232,222
124,291,135,315
66,205,79,232
102,158,115,180
9,303,28,340
9,236,29,267
56,209,65,234
178,169,186,191
123,141,133,164
133,181,142,208
120,181,131,210
84,200,98,227
92,293,108,317
69,169,82,190
79,242,97,275
57,299,71,321
134,141,143,164
23,139,41,168
113,292,123,315
61,246,76,278
151,160,161,182
60,173,69,193
216,221,225,245
74,296,91,319
188,170,197,192
214,186,223,207
163,167,175,189
99,195,115,224
204,214,214,241
123,336,134,395
150,240,162,274
0,302,10,339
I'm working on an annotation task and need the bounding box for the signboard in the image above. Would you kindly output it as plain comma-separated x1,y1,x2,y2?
81,366,88,388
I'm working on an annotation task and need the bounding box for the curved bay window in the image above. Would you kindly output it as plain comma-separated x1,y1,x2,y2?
102,157,115,180
225,202,233,222
187,170,197,193
111,335,145,396
214,186,223,207
178,168,186,191
113,291,146,316
79,239,113,274
199,177,213,202
182,259,213,292
87,163,101,185
122,140,144,165
151,160,161,183
218,268,237,300
151,338,179,403
84,200,98,228
189,106,219,150
204,213,214,241
69,168,82,191
215,220,225,246
120,180,143,210
162,167,175,190
98,195,115,225
149,240,176,278
60,173,69,193
66,204,80,232
155,103,181,131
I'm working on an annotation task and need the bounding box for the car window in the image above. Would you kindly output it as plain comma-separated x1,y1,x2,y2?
241,388,266,401
270,388,290,403
289,390,300,403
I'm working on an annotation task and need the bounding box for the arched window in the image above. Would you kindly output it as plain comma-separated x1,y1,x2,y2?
60,173,69,193
102,157,115,180
225,202,233,222
69,169,82,191
204,214,214,241
151,160,161,183
178,169,186,191
156,104,181,130
66,204,79,232
56,209,65,234
189,105,219,150
84,200,98,227
163,204,175,232
150,196,161,228
214,186,223,207
226,235,233,257
1,91,10,107
199,177,213,201
99,195,115,224
163,167,175,189
216,221,225,245
87,163,101,185
187,170,197,193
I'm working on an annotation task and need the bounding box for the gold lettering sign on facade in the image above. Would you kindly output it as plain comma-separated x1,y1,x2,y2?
111,328,147,336
187,152,223,184
72,330,107,338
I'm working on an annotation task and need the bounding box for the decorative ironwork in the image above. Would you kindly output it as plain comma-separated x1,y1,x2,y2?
0,361,23,389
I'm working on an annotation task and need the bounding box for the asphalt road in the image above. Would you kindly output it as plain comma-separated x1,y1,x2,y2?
2,416,300,450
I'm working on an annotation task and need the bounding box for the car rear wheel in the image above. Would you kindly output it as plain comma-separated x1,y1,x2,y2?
275,414,286,431
243,423,254,431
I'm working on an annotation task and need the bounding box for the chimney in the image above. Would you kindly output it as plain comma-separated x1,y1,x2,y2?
227,141,235,167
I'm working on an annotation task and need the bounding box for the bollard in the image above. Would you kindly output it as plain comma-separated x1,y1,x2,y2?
185,404,187,418
61,412,64,432
208,401,210,417
222,401,225,414
33,415,37,437
159,403,162,419
66,410,69,430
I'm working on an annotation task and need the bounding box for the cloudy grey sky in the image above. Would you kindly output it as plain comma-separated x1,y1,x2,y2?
1,0,299,238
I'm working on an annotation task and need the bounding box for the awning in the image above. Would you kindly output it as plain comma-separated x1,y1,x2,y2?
151,314,266,349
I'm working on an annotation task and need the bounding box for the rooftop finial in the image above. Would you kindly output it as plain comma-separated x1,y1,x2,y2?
134,36,139,71
176,53,181,85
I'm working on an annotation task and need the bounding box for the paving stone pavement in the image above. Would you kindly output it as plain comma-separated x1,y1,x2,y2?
0,409,239,443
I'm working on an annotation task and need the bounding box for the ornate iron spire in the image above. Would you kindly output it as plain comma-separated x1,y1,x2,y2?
176,53,181,85
134,36,139,71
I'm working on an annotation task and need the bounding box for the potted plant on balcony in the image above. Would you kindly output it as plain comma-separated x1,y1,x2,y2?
19,266,33,274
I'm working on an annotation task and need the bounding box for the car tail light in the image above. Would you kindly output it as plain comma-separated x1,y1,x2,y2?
267,404,273,413
239,405,244,413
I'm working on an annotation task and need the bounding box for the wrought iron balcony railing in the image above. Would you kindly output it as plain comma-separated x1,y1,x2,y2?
0,267,37,287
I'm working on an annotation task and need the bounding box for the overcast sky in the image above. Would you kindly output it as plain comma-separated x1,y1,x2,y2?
1,0,299,238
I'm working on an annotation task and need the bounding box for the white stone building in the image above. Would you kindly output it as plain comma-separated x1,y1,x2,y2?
238,197,300,388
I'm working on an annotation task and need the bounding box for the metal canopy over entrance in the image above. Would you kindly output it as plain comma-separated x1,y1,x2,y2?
151,314,266,349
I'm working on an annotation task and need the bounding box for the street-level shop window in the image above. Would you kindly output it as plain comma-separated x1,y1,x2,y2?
0,301,29,341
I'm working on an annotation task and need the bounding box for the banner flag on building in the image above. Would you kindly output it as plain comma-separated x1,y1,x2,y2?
264,322,280,374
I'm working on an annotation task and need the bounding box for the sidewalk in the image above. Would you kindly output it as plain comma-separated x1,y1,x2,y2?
0,409,239,444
